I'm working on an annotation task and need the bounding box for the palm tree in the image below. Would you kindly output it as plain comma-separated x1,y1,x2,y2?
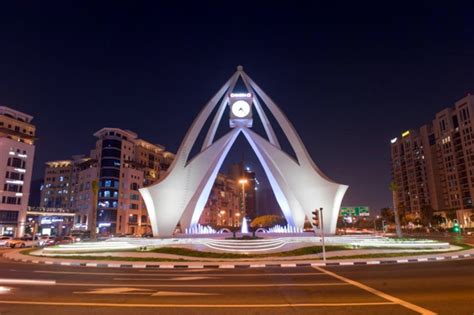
89,180,99,240
389,181,403,238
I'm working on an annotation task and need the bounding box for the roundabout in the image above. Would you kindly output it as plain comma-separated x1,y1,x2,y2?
5,233,471,270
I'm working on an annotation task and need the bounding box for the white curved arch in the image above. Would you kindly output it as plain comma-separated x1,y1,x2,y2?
140,67,348,237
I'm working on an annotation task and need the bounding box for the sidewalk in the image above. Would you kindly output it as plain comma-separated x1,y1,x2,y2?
3,247,474,269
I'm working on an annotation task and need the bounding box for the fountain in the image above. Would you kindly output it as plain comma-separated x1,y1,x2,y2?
241,217,249,234
267,224,303,233
185,224,217,234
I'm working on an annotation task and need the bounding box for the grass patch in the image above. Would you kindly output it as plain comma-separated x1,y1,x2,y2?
20,248,39,255
328,252,443,260
328,244,472,260
151,245,349,259
33,255,186,263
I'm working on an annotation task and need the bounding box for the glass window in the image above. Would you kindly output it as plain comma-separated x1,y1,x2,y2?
102,139,122,149
101,148,121,158
100,168,120,178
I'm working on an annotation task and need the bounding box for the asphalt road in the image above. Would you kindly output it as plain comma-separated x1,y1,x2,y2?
0,249,473,315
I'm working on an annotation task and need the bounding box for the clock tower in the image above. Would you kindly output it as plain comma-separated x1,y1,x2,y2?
229,92,253,128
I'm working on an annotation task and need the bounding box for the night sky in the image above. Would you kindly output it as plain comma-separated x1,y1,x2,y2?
1,2,473,213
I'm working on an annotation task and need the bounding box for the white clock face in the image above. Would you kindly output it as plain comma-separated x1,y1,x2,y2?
231,100,250,118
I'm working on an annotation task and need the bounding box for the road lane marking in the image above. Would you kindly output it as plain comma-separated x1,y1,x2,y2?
35,270,325,277
0,300,395,308
151,291,220,296
169,276,217,281
58,282,349,288
313,266,437,315
0,279,56,285
0,286,12,294
113,276,217,281
74,287,153,294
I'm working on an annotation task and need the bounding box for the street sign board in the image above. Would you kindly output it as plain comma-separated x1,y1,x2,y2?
340,206,370,217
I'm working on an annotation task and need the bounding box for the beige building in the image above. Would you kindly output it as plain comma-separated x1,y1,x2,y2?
0,106,36,237
390,129,431,215
42,128,175,236
41,160,74,209
199,174,242,228
391,95,474,227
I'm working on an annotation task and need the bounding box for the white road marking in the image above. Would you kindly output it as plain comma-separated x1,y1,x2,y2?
0,286,12,294
170,276,217,281
313,266,437,315
60,282,349,288
151,291,220,296
0,279,56,285
74,287,153,295
35,270,325,277
113,276,217,281
0,300,395,308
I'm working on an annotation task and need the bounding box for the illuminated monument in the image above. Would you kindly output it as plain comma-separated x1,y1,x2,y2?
140,66,348,237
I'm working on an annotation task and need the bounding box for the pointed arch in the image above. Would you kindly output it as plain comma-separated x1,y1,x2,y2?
140,67,348,237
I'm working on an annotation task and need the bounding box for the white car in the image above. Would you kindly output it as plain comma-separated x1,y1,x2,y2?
5,236,40,248
0,236,12,247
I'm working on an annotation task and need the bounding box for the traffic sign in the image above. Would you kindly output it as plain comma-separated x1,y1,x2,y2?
341,206,370,217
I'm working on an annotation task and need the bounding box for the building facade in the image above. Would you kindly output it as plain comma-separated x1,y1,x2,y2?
199,174,242,227
0,106,36,237
228,162,258,220
41,128,175,236
390,129,431,215
41,160,74,209
391,95,474,227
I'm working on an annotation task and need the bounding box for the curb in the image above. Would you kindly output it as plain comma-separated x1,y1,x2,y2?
3,251,474,269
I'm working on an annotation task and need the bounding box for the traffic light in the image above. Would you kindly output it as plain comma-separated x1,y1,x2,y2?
312,209,319,228
453,220,461,233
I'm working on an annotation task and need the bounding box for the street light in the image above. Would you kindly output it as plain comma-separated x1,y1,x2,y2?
238,178,248,216
374,215,380,233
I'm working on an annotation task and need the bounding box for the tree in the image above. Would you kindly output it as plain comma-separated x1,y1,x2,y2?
432,214,445,226
420,205,434,227
446,210,457,222
250,215,286,228
389,181,403,238
89,180,99,240
380,207,394,223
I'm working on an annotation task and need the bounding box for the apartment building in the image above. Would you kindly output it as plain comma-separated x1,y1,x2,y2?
199,174,242,227
390,129,431,215
0,106,36,237
41,128,174,236
391,94,474,227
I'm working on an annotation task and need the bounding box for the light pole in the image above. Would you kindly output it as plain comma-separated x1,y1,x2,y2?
238,178,248,217
374,215,380,234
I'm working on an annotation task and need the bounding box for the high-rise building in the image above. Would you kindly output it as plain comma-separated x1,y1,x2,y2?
41,128,174,236
390,95,474,227
41,160,74,209
0,106,36,237
228,162,257,220
199,174,242,227
390,129,431,215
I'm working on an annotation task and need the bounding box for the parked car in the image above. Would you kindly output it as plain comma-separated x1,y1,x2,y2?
70,231,90,242
54,236,75,245
0,236,12,247
39,236,57,247
6,236,41,248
